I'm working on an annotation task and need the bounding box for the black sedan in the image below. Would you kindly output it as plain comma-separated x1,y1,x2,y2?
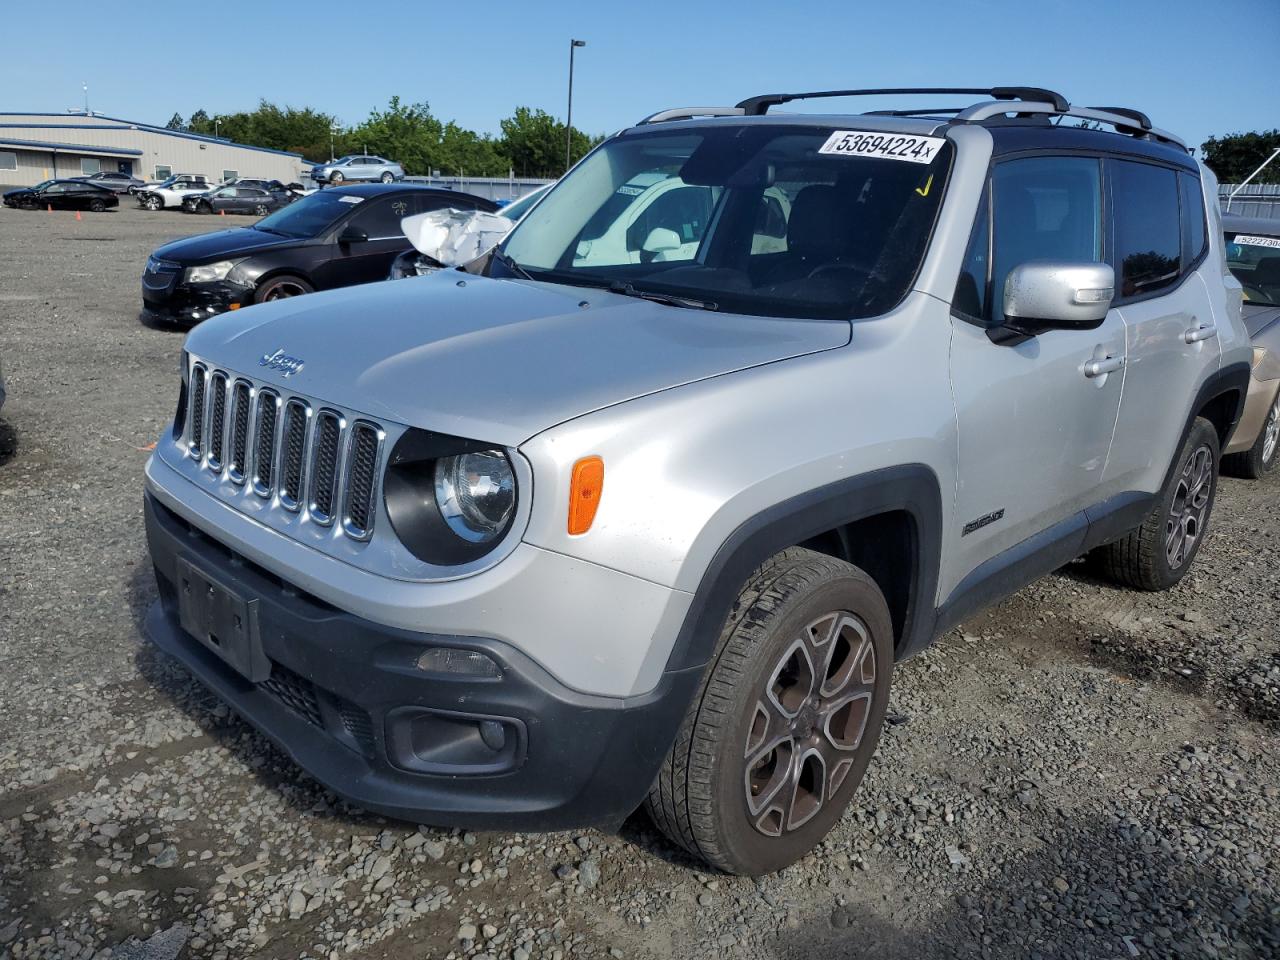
181,183,294,216
71,171,146,193
2,180,119,212
142,184,498,323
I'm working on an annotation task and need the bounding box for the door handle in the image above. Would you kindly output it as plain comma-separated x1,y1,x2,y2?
1084,355,1125,378
1184,323,1217,343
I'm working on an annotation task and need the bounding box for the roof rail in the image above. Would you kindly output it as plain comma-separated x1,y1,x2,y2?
637,106,745,125
734,87,1069,116
955,100,1186,150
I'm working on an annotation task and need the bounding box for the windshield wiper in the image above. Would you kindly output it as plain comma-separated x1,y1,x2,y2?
606,280,718,311
490,248,534,280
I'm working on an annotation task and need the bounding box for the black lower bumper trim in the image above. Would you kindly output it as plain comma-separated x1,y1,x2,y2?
143,491,701,830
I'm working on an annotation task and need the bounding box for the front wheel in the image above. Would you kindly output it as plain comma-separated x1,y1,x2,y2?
254,274,314,303
1222,387,1280,480
645,547,893,875
1092,417,1220,590
88,198,106,213
329,171,345,184
144,195,162,211
254,203,269,217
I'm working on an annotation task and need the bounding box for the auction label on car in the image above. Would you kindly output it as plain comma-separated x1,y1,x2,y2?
1234,234,1280,248
818,130,946,164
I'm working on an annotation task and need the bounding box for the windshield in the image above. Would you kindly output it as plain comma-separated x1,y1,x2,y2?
1226,229,1280,307
500,184,551,222
32,180,55,190
253,190,360,239
499,125,952,320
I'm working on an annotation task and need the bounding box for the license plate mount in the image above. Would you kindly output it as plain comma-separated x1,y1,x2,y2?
176,557,269,683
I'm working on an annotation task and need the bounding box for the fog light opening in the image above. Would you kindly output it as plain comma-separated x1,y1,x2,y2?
415,647,502,679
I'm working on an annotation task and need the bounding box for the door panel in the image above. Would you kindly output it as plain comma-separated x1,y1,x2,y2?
944,154,1125,598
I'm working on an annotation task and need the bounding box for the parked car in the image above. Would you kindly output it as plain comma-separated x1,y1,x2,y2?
131,174,211,196
2,179,118,212
181,183,294,216
142,184,497,322
1221,214,1280,477
71,170,146,193
311,155,404,185
389,182,552,278
142,88,1251,876
136,177,222,211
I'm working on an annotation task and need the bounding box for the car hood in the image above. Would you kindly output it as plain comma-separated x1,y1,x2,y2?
153,227,299,264
1242,301,1280,339
184,271,850,445
3,187,35,197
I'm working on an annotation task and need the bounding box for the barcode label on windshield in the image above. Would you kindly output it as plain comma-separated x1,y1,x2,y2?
1235,234,1280,248
819,130,946,164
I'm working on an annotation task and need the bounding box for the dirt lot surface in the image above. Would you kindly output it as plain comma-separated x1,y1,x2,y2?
1,204,1278,960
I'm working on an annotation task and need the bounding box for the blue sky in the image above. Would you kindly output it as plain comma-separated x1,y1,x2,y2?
5,0,1275,154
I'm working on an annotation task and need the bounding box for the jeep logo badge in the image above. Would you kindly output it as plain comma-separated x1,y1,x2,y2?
259,349,305,378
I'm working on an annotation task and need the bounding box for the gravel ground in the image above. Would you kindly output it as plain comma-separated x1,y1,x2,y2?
1,203,1278,960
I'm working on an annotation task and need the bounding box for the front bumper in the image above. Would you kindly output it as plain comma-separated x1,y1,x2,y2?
141,276,250,323
143,491,702,829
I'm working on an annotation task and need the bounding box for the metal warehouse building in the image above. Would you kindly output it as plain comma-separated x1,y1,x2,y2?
0,112,306,187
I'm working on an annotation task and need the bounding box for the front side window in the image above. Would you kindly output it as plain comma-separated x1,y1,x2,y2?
1110,160,1180,299
988,156,1103,324
81,157,102,175
500,125,953,320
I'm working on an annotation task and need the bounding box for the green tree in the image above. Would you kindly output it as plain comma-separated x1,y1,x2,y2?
187,109,211,134
1201,130,1280,184
499,107,595,177
347,97,444,175
165,112,185,131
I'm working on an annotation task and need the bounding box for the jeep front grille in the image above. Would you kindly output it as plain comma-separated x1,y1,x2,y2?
183,364,384,543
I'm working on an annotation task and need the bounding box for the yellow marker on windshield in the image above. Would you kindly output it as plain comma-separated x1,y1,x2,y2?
915,174,934,197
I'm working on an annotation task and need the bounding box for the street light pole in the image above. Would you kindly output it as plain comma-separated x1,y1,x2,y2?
566,38,586,174
214,117,221,140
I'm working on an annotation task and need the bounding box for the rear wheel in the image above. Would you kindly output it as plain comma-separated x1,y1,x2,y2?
645,547,893,875
1092,417,1220,590
1222,387,1280,480
380,171,394,183
254,274,313,303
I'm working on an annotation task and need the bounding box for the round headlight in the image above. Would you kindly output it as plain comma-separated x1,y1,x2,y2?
434,451,515,543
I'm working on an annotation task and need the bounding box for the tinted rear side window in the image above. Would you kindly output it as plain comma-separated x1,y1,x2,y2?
1179,172,1207,267
1111,160,1180,299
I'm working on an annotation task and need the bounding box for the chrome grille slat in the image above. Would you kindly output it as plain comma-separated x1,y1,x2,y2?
252,390,280,497
178,362,386,545
280,400,309,510
309,410,343,524
343,422,381,539
228,380,252,483
188,364,207,459
207,372,228,471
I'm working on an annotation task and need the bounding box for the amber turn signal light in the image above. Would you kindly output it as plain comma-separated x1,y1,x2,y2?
568,456,604,535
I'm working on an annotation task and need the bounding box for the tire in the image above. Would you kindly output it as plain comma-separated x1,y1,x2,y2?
1222,386,1280,480
144,195,162,211
1092,417,1220,591
645,547,894,875
88,198,105,213
198,201,212,215
380,171,394,183
18,197,35,211
329,171,344,184
254,274,313,303
254,203,269,217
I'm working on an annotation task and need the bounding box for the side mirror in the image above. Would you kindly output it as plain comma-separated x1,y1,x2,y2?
642,227,682,256
339,225,368,244
991,261,1115,345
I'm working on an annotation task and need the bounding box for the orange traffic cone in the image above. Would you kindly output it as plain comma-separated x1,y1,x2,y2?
219,209,225,216
47,204,52,212
75,210,82,221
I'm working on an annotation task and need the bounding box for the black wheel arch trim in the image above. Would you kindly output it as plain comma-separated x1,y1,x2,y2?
1170,360,1250,487
662,463,944,677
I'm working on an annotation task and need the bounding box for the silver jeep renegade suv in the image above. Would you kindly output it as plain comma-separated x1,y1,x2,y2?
143,87,1251,875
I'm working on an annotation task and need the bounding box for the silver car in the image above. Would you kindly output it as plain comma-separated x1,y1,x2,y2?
143,87,1251,876
311,155,404,185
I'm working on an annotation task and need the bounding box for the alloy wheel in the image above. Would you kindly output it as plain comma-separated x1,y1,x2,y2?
1263,392,1280,466
1165,443,1213,568
263,280,308,301
743,612,877,837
